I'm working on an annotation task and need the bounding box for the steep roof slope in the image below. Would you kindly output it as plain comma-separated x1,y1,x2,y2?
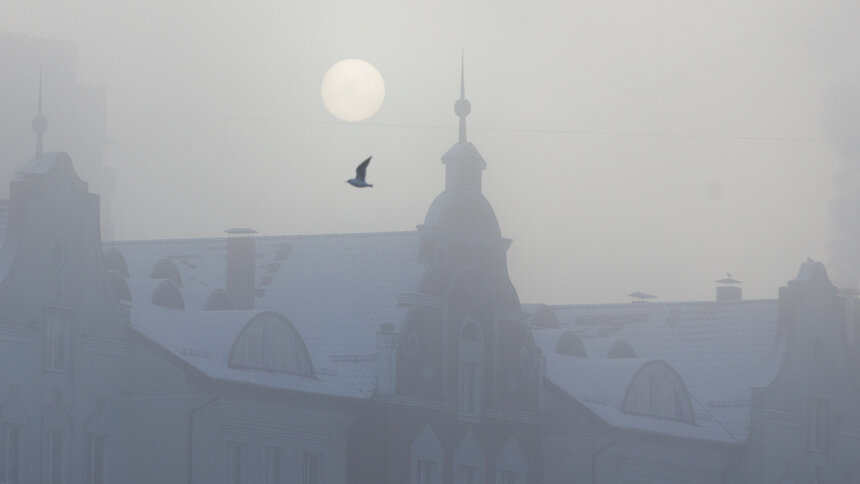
108,231,427,398
532,299,783,443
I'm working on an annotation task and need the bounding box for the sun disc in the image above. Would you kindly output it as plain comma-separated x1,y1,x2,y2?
321,59,385,122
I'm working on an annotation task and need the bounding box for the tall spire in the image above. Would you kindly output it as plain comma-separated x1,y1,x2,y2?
32,68,48,158
454,51,471,143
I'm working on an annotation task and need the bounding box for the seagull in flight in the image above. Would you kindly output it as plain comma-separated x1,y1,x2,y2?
347,156,373,188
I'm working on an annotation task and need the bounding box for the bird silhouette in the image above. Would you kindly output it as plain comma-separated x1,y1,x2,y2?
347,156,373,188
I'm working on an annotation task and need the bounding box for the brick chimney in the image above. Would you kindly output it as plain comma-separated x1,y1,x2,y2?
225,228,256,310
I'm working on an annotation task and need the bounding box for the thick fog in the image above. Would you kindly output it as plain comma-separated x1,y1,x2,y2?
0,1,855,303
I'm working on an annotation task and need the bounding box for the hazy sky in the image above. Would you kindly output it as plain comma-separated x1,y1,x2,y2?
1,0,856,304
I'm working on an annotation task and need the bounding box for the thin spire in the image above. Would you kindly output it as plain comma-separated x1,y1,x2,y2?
454,50,471,143
32,67,48,158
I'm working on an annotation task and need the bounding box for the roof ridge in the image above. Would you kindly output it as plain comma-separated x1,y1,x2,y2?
543,299,777,310
106,230,419,247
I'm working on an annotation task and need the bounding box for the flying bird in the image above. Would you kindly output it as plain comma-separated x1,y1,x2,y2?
347,156,373,188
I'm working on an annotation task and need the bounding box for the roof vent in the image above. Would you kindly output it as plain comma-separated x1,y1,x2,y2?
715,273,742,301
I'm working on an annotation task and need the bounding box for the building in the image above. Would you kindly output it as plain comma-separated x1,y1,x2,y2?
0,33,115,239
0,64,858,484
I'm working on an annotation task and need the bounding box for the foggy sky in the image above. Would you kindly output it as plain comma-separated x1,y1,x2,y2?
0,0,853,304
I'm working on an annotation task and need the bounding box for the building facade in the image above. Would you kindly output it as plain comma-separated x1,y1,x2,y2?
0,69,858,484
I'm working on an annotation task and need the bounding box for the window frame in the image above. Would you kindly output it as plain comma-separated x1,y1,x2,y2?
46,430,64,484
225,441,247,484
84,433,106,484
0,422,22,484
44,307,73,374
808,395,831,455
302,451,324,484
458,320,483,418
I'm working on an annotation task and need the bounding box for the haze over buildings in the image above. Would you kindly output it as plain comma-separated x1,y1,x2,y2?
1,1,857,304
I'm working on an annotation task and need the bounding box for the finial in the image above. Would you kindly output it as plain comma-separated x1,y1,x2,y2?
454,50,471,143
31,68,48,158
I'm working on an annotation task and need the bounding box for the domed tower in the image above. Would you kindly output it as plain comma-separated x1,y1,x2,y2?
422,56,501,238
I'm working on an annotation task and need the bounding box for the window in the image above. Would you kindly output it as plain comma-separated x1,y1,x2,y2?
498,471,521,484
230,314,312,376
459,321,483,417
495,438,527,484
85,434,105,484
809,397,830,454
0,423,21,484
622,362,694,424
454,431,484,484
47,430,63,484
416,460,438,484
266,447,285,484
411,425,443,484
46,311,70,371
458,465,480,484
226,441,246,484
303,452,323,484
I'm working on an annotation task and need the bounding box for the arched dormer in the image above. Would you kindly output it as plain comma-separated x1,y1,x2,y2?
204,289,234,311
555,331,587,357
103,249,129,277
608,340,636,359
107,270,132,303
530,305,560,329
411,424,443,484
622,360,694,423
495,438,527,484
151,280,184,310
151,258,182,287
229,312,314,377
453,431,485,484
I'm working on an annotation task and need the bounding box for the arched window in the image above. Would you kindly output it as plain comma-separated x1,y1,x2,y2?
205,289,233,311
151,258,183,287
107,270,132,303
459,320,483,417
103,249,129,278
152,280,185,310
411,425,443,484
229,313,314,377
495,438,527,484
454,431,484,484
622,361,694,423
555,331,587,357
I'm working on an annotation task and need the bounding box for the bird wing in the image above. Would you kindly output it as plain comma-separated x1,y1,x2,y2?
356,156,372,181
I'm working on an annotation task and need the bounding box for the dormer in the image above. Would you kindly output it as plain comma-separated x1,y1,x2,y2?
229,312,314,377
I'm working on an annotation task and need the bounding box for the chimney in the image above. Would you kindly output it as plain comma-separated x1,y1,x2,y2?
376,323,398,395
226,228,257,310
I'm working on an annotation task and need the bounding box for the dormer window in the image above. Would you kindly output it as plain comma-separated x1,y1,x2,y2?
459,320,483,418
622,361,694,424
230,313,314,376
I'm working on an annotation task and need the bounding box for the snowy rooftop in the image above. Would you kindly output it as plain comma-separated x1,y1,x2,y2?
108,231,427,399
531,299,783,444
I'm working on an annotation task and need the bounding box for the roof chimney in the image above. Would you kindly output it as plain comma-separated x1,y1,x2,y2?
225,228,257,310
715,273,742,301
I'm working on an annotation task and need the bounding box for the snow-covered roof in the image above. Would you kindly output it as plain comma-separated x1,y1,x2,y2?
108,231,427,399
533,299,783,444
